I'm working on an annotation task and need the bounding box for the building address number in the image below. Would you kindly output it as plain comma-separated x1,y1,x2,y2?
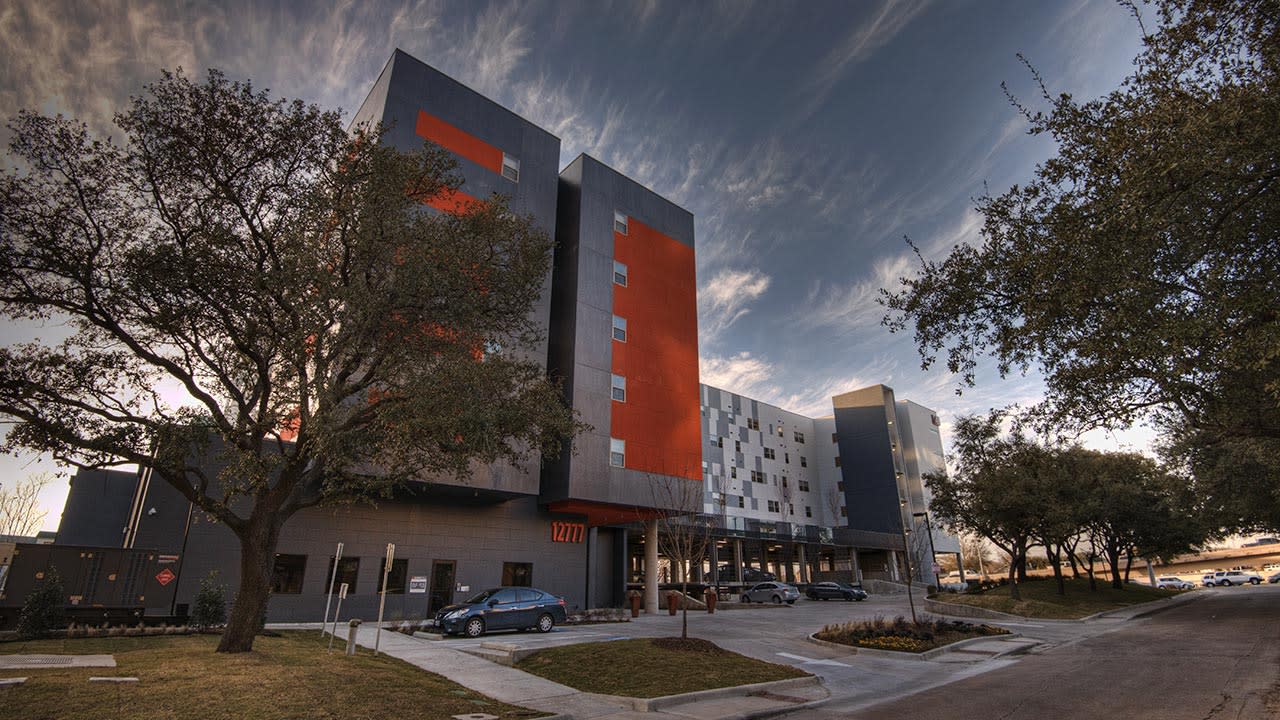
551,521,586,543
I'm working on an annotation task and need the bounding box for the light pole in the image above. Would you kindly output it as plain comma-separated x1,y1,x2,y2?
913,511,939,589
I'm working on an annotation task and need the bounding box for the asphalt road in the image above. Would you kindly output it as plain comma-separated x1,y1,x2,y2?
838,585,1280,719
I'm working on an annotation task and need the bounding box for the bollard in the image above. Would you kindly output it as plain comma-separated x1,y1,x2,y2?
346,618,362,657
705,588,717,614
630,593,641,618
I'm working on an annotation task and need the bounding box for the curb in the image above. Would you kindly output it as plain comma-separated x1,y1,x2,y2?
806,631,1023,661
924,589,1203,624
629,675,823,712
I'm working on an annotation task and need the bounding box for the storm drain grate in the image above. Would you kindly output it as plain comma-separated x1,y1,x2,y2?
24,657,74,665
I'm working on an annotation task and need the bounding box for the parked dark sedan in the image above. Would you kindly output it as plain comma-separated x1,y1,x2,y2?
704,565,777,583
805,581,868,601
434,587,567,638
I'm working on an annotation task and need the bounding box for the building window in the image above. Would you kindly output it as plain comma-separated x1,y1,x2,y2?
777,425,784,437
611,374,626,402
610,437,625,467
379,558,408,594
840,506,848,517
717,436,724,448
837,481,845,491
326,556,359,595
782,476,789,488
794,431,805,443
832,433,838,443
747,418,759,431
503,562,533,587
612,315,627,342
789,504,794,515
613,260,628,286
750,470,765,483
767,500,780,513
764,448,775,460
271,554,306,595
785,452,790,464
798,479,810,492
614,210,628,234
731,467,737,479
735,439,741,452
800,456,808,467
502,153,520,182
805,506,812,518
835,456,841,467
738,496,745,508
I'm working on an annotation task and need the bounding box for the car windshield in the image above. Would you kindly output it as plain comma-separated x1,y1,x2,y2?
464,589,502,604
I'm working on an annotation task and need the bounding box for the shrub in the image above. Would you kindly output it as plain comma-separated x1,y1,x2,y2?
16,566,66,639
191,571,228,629
815,614,1009,652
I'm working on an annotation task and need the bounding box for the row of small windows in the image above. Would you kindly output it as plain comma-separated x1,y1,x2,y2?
726,497,814,518
271,555,409,595
501,153,520,182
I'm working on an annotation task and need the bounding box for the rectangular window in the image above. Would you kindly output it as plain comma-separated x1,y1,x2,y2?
767,500,780,513
614,210,628,234
778,426,784,437
750,470,765,483
501,153,520,182
800,456,808,468
611,374,626,402
613,260,628,286
798,479,810,492
735,439,741,452
502,562,533,587
789,504,794,515
763,448,775,460
837,481,845,491
610,437,625,468
737,496,745,508
747,418,759,431
835,456,841,467
326,556,359,595
805,506,812,518
717,436,724,448
271,554,306,595
379,558,408,594
782,476,789,488
785,452,790,464
840,506,848,517
730,467,737,479
832,433,838,443
794,431,805,443
612,315,627,342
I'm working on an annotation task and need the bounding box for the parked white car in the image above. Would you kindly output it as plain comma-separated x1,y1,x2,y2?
1207,570,1263,586
1155,576,1195,590
740,581,800,604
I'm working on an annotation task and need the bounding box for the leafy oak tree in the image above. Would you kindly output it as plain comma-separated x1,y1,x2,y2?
0,70,580,652
882,0,1279,530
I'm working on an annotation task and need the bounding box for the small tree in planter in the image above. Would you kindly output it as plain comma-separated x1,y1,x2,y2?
651,473,713,640
191,571,227,630
17,566,66,639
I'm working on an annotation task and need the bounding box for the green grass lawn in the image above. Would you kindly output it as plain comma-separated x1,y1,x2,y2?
0,631,545,720
515,637,808,698
931,577,1182,619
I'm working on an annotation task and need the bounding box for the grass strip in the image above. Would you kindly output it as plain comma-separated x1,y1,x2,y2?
930,577,1181,619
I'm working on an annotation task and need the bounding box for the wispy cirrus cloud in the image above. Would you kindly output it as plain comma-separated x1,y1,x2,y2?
699,268,771,344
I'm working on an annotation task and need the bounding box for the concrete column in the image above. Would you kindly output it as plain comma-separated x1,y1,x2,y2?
797,545,808,583
733,540,744,583
644,519,659,614
888,550,900,581
585,526,598,609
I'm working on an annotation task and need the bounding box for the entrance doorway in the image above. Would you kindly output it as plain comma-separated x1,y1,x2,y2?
428,560,455,616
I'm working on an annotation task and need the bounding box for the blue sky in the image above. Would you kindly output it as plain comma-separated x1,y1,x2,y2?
0,0,1157,529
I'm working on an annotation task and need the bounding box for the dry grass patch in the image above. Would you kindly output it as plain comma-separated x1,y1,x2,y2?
931,577,1180,619
0,631,544,720
515,637,807,698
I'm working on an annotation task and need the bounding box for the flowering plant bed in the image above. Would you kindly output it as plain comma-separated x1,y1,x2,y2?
814,615,1009,653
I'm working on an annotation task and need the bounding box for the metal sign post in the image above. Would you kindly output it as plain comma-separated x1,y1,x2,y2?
322,542,344,638
327,583,348,652
375,543,394,656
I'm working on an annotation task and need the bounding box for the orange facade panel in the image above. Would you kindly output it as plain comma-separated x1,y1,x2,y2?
610,218,701,481
415,109,504,175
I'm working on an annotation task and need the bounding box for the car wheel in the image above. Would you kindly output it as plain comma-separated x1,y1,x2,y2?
464,617,485,638
537,613,555,633
1251,578,1260,585
855,595,864,601
843,593,853,601
741,595,751,603
1221,579,1232,587
772,594,782,604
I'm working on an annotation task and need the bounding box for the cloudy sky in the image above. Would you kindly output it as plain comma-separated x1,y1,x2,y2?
0,0,1157,529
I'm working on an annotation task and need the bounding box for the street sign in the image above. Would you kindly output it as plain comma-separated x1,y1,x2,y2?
338,582,348,600
155,568,176,586
409,576,428,594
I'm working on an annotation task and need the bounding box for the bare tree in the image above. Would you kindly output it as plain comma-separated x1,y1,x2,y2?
0,473,53,537
651,473,713,640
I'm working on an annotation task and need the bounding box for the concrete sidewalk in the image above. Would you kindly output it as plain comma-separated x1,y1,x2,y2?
336,623,829,720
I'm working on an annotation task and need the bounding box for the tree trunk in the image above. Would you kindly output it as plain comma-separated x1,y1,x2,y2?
1049,545,1065,596
1007,559,1021,601
217,515,283,653
1107,546,1123,590
1123,548,1134,583
1087,552,1097,592
681,578,688,639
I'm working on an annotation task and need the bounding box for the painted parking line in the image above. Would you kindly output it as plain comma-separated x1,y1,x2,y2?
777,652,850,667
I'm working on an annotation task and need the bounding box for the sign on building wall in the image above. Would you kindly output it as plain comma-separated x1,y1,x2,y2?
551,521,586,543
408,576,428,594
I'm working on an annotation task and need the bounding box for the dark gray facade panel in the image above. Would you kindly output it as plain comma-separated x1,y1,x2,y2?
56,469,137,548
706,386,721,409
833,397,903,536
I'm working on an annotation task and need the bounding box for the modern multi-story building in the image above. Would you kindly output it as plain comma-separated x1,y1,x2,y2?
8,51,957,626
